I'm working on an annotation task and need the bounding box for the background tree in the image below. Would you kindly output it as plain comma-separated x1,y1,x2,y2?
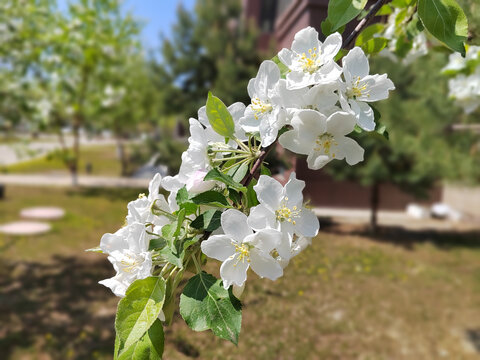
155,0,265,121
327,52,480,232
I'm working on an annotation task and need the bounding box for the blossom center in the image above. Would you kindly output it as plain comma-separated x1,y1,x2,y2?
233,243,251,265
275,197,301,225
119,252,144,273
347,76,369,99
298,47,321,74
315,133,337,157
251,97,273,120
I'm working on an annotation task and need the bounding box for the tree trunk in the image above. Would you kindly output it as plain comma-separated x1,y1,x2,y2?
116,136,129,176
370,182,380,234
70,121,80,187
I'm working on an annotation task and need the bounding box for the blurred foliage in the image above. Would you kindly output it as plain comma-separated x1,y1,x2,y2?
458,0,480,45
327,50,480,229
153,0,266,122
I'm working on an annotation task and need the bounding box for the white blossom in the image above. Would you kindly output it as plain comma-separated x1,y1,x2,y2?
279,110,364,170
278,27,342,89
201,209,283,289
240,60,286,146
126,173,171,226
99,222,153,297
339,47,395,131
248,172,319,260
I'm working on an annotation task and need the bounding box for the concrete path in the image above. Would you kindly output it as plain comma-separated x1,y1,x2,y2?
314,207,480,231
0,174,149,189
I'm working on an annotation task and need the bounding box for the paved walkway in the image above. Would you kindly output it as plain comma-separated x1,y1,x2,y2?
314,207,480,231
0,174,149,188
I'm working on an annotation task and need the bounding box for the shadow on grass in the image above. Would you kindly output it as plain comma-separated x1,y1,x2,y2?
319,216,480,251
0,255,116,359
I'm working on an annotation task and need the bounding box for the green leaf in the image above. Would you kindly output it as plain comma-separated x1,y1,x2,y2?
176,186,189,205
417,0,468,56
179,201,198,216
394,34,413,58
174,208,186,237
190,209,222,232
321,18,334,37
227,161,249,183
260,164,271,176
360,37,388,55
377,4,393,15
271,55,289,77
115,277,166,355
159,238,190,268
245,180,259,208
117,319,164,360
204,168,246,193
190,190,230,208
326,0,368,32
179,272,242,344
375,124,390,140
355,24,385,46
206,92,235,138
148,238,167,251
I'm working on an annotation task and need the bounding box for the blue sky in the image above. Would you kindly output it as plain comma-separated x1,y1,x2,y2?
58,0,196,52
122,0,196,51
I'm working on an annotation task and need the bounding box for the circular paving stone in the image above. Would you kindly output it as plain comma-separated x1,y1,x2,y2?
0,221,51,235
20,207,65,220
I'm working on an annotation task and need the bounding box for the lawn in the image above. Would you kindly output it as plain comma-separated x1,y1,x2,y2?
1,145,138,177
1,185,480,359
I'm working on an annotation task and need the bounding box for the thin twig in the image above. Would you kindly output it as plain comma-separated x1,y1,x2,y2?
242,142,275,187
342,0,391,49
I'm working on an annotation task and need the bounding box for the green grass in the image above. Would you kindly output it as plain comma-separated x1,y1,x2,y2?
1,186,480,359
1,145,133,177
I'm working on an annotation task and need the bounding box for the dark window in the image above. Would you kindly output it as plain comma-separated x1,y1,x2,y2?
259,0,278,32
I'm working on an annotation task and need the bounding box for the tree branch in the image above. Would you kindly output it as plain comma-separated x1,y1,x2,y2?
242,142,275,187
342,0,391,49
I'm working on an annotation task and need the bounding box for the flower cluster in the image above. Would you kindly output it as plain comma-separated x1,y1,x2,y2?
96,26,395,299
443,46,480,114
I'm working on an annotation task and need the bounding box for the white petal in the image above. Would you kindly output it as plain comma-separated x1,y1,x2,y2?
99,276,128,297
326,111,357,136
197,106,209,127
148,173,162,199
306,151,331,170
254,175,283,210
278,48,294,67
247,204,277,231
361,74,395,101
291,26,320,54
350,100,375,131
296,208,319,237
253,60,281,98
284,172,305,208
342,47,370,84
276,233,294,260
221,209,253,242
336,136,364,165
201,235,236,261
220,255,249,289
246,228,282,253
249,249,283,281
279,129,310,155
320,32,342,60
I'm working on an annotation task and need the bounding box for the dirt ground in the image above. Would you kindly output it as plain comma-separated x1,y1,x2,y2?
2,221,480,360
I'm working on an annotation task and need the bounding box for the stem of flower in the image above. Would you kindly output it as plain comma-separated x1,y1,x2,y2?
192,252,202,274
342,0,391,49
212,154,249,162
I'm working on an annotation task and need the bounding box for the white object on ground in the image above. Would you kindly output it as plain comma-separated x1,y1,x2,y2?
406,203,430,219
20,207,65,220
0,221,51,235
431,203,463,221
